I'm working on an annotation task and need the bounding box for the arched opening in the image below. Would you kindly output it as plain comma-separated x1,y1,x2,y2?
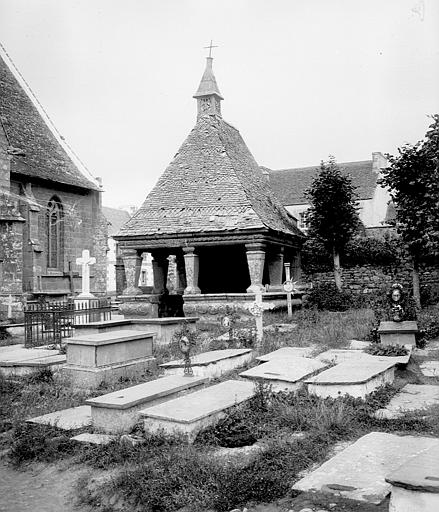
47,197,64,270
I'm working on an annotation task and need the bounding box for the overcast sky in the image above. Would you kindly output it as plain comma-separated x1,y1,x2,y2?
0,0,438,209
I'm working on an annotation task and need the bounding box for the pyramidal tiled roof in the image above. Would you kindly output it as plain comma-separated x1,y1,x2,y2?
118,114,303,238
268,161,378,205
0,49,99,191
193,57,223,99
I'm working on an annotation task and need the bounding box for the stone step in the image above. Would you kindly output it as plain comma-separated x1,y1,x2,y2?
27,405,92,430
141,380,255,441
256,346,315,362
293,431,439,504
386,444,439,512
306,359,396,399
62,330,156,389
86,375,208,433
240,357,327,392
375,384,439,419
159,349,253,379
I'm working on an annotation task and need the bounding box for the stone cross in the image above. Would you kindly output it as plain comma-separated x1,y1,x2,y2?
76,249,96,298
6,294,14,319
249,288,264,347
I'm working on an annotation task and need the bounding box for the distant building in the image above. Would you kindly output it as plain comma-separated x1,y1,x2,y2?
266,152,394,236
0,48,107,318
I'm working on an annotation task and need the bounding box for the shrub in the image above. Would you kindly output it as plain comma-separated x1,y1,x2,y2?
365,343,408,357
305,282,352,311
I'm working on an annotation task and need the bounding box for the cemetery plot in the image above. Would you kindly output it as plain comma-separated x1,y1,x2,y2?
378,320,418,347
374,384,439,419
256,346,315,362
86,375,208,433
386,444,439,512
293,432,439,504
27,405,92,430
306,359,396,398
62,330,156,388
159,348,253,379
316,348,411,365
240,357,327,392
141,380,255,441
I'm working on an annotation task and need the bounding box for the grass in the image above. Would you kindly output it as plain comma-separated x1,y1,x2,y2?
2,306,439,511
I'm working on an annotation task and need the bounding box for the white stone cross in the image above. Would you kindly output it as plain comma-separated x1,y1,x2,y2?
76,249,96,298
6,294,14,319
249,288,264,347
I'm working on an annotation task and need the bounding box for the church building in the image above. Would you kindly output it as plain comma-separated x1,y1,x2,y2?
115,56,304,319
0,48,107,319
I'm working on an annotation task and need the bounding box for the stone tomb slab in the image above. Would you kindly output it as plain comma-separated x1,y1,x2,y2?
375,384,439,419
160,349,253,379
27,405,92,430
86,375,208,433
0,345,66,376
292,432,439,504
141,380,255,441
420,361,439,377
386,444,439,512
62,330,156,388
316,348,411,366
71,433,116,445
378,321,418,347
240,357,326,392
256,346,315,363
306,360,396,398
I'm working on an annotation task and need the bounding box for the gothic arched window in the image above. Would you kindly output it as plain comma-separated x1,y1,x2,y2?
47,197,64,269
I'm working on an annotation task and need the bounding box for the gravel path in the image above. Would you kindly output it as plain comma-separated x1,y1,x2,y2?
0,461,92,512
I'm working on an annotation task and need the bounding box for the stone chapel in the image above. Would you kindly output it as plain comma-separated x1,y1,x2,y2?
115,56,304,319
0,47,107,319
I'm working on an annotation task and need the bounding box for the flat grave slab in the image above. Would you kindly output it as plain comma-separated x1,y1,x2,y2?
375,384,439,419
27,405,92,430
129,317,199,345
378,321,418,347
240,357,326,392
0,345,60,363
263,323,297,333
86,375,208,433
317,348,411,366
256,346,315,362
71,433,115,445
420,361,439,377
141,380,255,441
292,431,439,504
386,444,439,512
349,340,372,350
62,330,156,388
306,360,396,398
160,349,253,379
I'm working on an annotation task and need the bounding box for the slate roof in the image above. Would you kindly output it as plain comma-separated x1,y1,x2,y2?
268,160,378,205
0,51,99,191
102,207,131,236
117,114,303,239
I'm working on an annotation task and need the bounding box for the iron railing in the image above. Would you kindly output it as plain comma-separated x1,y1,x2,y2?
24,298,112,347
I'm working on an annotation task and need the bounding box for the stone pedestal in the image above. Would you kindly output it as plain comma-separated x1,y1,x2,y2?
378,321,418,347
62,330,156,388
175,254,187,294
245,243,266,293
121,249,143,296
118,294,159,318
183,247,201,294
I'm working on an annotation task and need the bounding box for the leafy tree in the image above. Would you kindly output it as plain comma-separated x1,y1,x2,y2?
305,156,360,290
380,114,439,308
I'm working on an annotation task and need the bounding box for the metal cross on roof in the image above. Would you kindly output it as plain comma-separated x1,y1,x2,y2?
204,40,218,58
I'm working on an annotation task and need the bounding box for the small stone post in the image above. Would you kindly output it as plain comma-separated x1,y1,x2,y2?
120,249,143,296
249,288,264,348
183,247,201,294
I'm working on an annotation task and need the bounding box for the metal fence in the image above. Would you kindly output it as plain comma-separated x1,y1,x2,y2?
24,298,112,347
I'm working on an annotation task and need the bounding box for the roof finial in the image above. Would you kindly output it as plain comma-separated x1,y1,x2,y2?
204,40,218,58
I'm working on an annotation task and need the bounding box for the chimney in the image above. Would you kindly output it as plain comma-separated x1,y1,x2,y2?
372,152,387,173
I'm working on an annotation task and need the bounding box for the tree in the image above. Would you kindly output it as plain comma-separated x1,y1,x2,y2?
305,156,360,291
379,114,439,308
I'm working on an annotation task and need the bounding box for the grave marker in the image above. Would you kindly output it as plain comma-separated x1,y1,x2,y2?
76,249,96,298
248,288,264,346
6,294,14,319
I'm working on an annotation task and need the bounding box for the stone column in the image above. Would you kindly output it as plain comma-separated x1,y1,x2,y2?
183,246,201,294
245,243,266,293
175,254,187,295
121,249,143,295
151,252,169,295
267,247,284,290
